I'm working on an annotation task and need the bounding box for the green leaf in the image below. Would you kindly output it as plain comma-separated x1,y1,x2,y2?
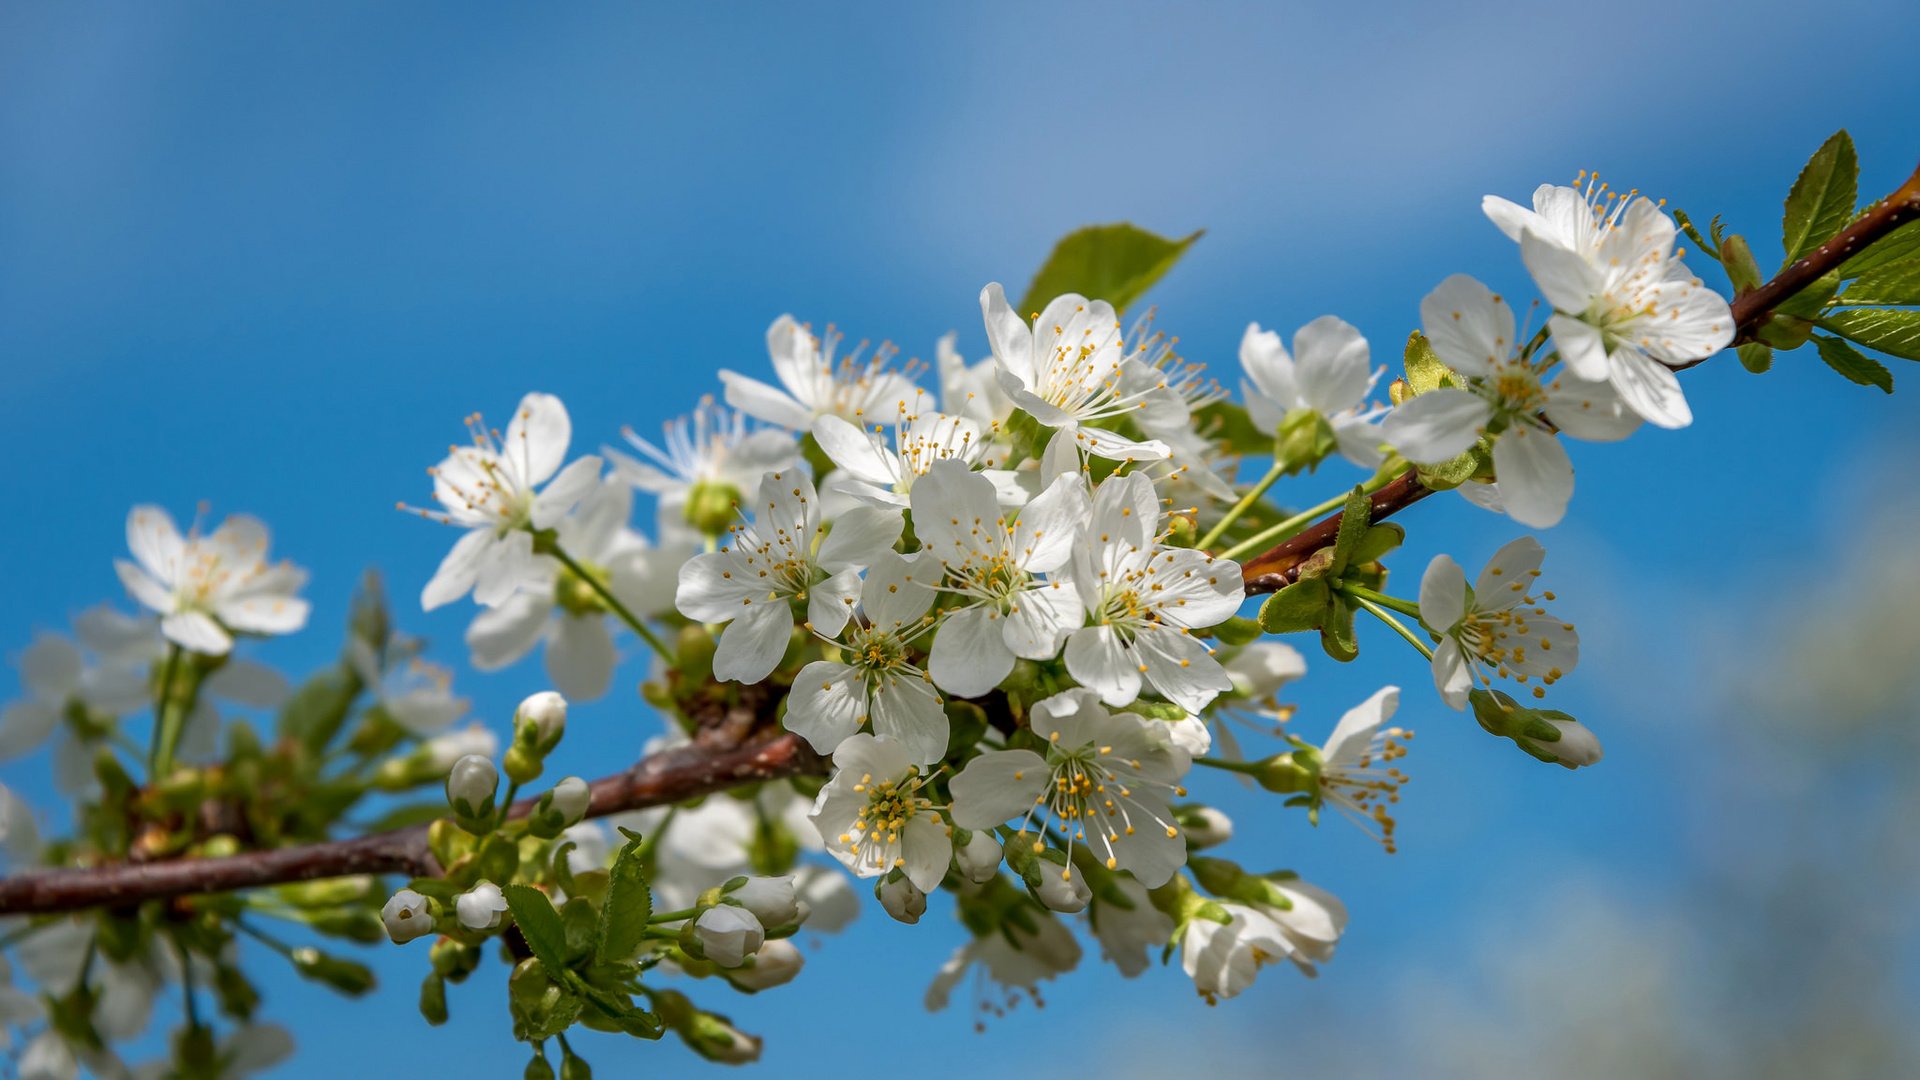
1842,219,1920,277
1017,223,1202,315
1328,487,1371,577
1402,331,1455,395
1736,343,1773,373
1781,130,1858,267
1840,259,1920,305
1818,309,1920,361
1813,335,1894,393
1256,578,1330,634
597,834,653,964
505,885,570,972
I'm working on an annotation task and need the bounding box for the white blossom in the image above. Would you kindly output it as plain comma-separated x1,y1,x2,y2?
721,315,921,431
115,506,309,655
690,905,764,968
382,888,435,944
950,689,1193,888
911,460,1087,699
924,913,1080,1015
1381,274,1640,527
811,399,1021,510
455,881,508,930
676,467,903,684
727,937,804,991
1420,538,1579,709
1061,473,1242,713
1240,316,1386,468
1484,176,1733,428
979,284,1172,463
784,552,947,764
1223,641,1307,700
408,392,603,611
347,642,466,738
465,477,678,701
1306,686,1411,852
808,733,951,892
1090,876,1175,977
1180,878,1348,1002
607,395,798,538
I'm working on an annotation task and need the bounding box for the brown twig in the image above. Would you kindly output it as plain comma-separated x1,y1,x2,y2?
4,164,1916,919
0,732,818,917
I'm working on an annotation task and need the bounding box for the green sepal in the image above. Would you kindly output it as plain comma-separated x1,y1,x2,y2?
1256,578,1330,634
1736,342,1773,373
1719,234,1764,293
1328,487,1372,577
1348,523,1405,566
1319,594,1359,663
1402,331,1457,395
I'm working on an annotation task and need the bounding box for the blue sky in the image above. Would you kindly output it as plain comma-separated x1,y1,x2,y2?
3,2,1917,1075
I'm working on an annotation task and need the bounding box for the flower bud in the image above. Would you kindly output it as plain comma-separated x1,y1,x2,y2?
527,776,590,838
1032,860,1091,914
724,876,802,932
683,1011,761,1064
455,880,508,931
683,479,743,538
726,937,804,991
382,888,436,944
445,753,498,820
1249,751,1314,795
514,691,568,753
952,828,1003,884
1524,715,1604,768
1178,806,1234,849
685,904,764,968
876,874,926,924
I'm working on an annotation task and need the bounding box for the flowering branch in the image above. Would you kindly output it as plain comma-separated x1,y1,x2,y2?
1239,159,1920,593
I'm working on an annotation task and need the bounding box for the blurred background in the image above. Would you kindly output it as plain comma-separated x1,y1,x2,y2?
3,1,1917,1075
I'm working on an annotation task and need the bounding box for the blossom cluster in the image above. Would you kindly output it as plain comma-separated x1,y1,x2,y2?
0,170,1772,1073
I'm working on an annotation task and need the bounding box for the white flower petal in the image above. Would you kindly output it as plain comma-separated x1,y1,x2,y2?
1418,555,1467,633
1489,427,1574,529
1379,388,1490,464
949,749,1050,829
546,615,616,702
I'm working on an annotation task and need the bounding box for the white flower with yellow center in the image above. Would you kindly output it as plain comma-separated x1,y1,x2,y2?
910,461,1087,699
721,315,923,431
808,732,951,892
1382,274,1641,528
676,467,904,684
811,394,1022,510
606,395,797,539
406,392,604,611
115,505,309,656
979,284,1172,463
949,688,1193,888
1484,175,1733,429
785,552,946,763
1420,537,1579,709
1240,315,1387,468
1061,473,1242,713
1307,686,1413,853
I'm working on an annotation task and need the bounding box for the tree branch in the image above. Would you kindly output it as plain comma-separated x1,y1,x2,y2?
3,163,1914,919
0,732,819,917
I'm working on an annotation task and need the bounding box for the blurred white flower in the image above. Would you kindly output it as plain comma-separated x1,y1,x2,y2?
721,315,921,431
607,395,798,540
1240,315,1387,468
115,505,309,655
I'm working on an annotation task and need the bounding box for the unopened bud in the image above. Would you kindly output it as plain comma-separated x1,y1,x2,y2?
684,479,743,538
877,874,926,924
445,753,498,821
952,829,1003,884
684,904,764,968
726,937,804,991
724,876,803,933
529,776,591,838
513,691,568,753
1178,806,1234,849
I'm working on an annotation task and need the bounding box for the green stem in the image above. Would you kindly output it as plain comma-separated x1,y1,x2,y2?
1191,756,1260,775
495,781,521,832
1216,491,1349,563
234,917,297,959
1342,584,1423,620
1350,596,1434,660
1197,461,1287,551
148,643,184,778
174,935,203,1032
546,541,677,665
648,907,700,924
